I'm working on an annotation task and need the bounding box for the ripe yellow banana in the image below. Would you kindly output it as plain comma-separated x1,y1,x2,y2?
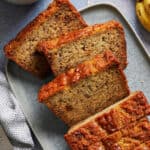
136,0,150,32
144,0,150,15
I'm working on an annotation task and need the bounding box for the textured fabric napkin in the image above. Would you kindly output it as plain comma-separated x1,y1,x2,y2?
0,70,34,149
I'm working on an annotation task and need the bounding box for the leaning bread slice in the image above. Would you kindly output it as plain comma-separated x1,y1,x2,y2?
4,0,87,77
102,118,150,150
38,50,129,126
38,20,127,75
64,91,150,150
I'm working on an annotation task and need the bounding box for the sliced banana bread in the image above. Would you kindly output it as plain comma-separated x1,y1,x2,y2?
38,50,129,126
135,141,150,150
4,0,87,77
64,91,150,150
102,118,150,150
38,20,127,75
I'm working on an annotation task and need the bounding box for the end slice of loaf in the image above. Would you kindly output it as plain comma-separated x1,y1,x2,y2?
38,50,129,126
64,91,150,150
102,118,150,150
37,20,127,75
135,141,150,150
4,0,87,77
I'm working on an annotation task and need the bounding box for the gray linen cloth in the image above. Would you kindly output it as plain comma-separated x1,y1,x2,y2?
0,70,34,149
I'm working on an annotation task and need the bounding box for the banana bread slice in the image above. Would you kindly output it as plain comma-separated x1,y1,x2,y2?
4,0,87,77
64,91,150,150
102,118,150,150
38,20,127,75
38,50,129,126
135,141,150,150
65,118,150,150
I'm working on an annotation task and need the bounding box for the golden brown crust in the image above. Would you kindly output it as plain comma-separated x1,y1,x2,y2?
38,20,124,51
4,0,58,60
65,121,105,150
37,20,127,74
5,0,87,52
4,0,87,77
102,118,150,150
64,92,150,150
96,91,150,133
135,141,150,150
38,50,119,102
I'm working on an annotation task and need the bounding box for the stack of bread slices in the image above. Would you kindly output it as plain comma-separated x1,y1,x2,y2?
4,0,150,149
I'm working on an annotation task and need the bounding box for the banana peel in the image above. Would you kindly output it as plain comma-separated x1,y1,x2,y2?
144,0,150,15
136,0,150,32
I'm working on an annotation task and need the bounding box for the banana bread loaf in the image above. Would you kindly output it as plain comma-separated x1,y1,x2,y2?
4,0,87,77
66,118,150,150
102,118,150,150
64,91,150,150
38,20,127,75
135,141,150,150
38,50,129,126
